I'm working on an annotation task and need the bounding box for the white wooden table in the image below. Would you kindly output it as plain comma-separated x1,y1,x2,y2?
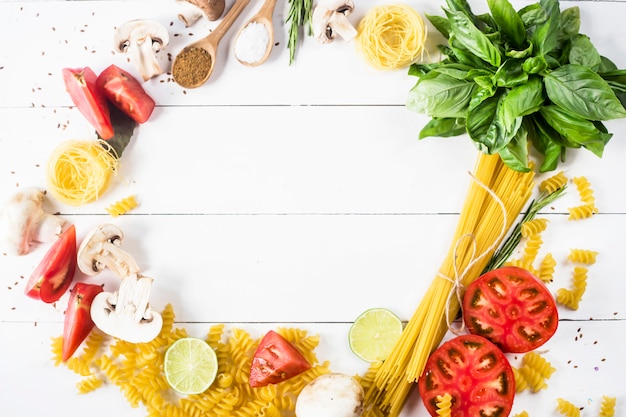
1,0,625,415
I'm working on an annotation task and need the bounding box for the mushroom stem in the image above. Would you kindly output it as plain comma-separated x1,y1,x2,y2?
327,12,357,41
90,241,141,278
177,1,204,27
132,34,164,81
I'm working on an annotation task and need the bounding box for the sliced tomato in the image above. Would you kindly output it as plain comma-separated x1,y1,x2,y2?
249,330,311,387
462,266,559,353
62,282,103,361
62,67,114,139
418,334,515,417
96,64,156,124
25,224,77,303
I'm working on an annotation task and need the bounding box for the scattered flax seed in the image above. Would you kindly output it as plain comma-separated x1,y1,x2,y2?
601,358,606,362
11,307,16,310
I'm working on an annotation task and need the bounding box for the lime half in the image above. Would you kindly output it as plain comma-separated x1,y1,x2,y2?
348,308,403,362
164,337,218,395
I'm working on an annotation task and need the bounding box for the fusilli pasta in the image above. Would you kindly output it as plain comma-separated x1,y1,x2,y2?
568,248,598,265
435,393,452,417
105,194,138,216
556,398,581,417
521,218,549,238
599,395,616,417
539,171,567,194
538,253,557,283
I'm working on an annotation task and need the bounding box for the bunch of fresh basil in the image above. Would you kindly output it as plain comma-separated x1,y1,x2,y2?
407,0,626,172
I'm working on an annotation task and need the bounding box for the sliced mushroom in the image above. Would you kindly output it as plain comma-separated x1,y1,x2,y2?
114,19,170,81
0,188,65,256
176,0,225,26
312,0,357,44
90,272,163,343
77,223,140,278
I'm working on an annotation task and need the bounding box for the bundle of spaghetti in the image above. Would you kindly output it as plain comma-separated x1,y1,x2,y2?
356,4,427,70
46,139,118,206
363,153,535,417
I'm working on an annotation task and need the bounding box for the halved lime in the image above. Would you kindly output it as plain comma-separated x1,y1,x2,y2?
164,337,218,395
348,308,403,362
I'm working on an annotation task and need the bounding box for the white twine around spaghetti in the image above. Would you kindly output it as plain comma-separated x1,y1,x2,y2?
438,171,509,335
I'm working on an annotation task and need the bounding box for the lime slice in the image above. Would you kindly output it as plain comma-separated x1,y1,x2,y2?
348,308,403,362
164,337,218,395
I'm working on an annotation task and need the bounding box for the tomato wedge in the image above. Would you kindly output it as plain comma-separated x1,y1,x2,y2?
25,224,77,303
62,282,103,361
62,67,114,139
249,330,311,387
96,64,156,124
418,334,515,417
462,266,559,353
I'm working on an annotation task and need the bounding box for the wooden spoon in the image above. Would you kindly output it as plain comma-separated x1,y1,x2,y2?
172,0,251,88
234,0,278,67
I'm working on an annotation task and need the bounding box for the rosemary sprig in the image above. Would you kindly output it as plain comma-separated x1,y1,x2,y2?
483,185,567,273
286,0,313,65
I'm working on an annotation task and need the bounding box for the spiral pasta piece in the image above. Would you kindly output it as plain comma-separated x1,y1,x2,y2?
568,248,598,265
538,253,557,283
599,395,616,417
435,393,452,417
556,287,580,310
514,411,529,417
539,171,567,194
356,4,427,70
568,204,597,220
106,194,138,216
522,233,543,265
572,176,595,205
556,398,581,417
76,375,103,394
521,218,549,238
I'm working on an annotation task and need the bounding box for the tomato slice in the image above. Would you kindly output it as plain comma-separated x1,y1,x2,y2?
62,67,114,139
96,64,156,124
418,334,515,417
249,330,311,387
462,266,559,353
25,224,77,303
62,282,103,361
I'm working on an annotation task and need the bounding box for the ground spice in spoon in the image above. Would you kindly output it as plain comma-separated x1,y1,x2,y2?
173,46,213,88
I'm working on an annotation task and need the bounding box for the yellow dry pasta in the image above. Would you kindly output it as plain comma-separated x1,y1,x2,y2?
356,4,427,70
538,253,557,283
539,171,567,194
599,395,616,417
522,351,556,379
76,375,103,394
53,303,330,416
568,203,597,220
435,393,452,417
50,336,64,366
556,398,581,417
106,194,138,216
568,248,598,265
556,287,581,310
522,233,543,265
46,139,118,206
521,218,549,238
514,412,529,417
572,176,595,205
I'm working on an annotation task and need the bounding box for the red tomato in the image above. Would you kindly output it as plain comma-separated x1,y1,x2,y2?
62,282,103,361
463,266,559,353
25,225,77,303
249,330,311,387
62,67,114,139
418,334,515,417
96,64,156,124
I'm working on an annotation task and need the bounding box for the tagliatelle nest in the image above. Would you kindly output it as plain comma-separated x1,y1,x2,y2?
46,139,118,206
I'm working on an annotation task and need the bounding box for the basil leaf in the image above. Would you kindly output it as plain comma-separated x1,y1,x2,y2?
505,42,534,59
522,55,548,74
419,117,466,139
500,76,544,128
559,6,580,39
518,3,548,29
494,59,528,87
529,0,560,56
540,105,612,157
426,13,451,39
406,72,477,118
466,91,515,153
487,0,526,47
544,64,626,120
598,56,618,73
98,102,136,158
526,116,564,172
498,123,531,172
568,34,601,71
445,8,502,67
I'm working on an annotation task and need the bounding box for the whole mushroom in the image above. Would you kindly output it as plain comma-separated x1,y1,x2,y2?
295,373,364,417
0,188,66,256
312,0,358,44
175,0,226,26
114,19,170,81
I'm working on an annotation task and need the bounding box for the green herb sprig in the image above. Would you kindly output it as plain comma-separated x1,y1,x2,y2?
286,0,313,65
407,0,626,173
483,184,567,273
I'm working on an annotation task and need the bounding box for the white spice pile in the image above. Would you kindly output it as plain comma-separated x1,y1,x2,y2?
235,22,270,65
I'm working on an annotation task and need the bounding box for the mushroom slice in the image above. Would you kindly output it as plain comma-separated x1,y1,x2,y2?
77,223,140,278
176,0,225,26
312,0,358,44
90,273,163,343
114,19,170,81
